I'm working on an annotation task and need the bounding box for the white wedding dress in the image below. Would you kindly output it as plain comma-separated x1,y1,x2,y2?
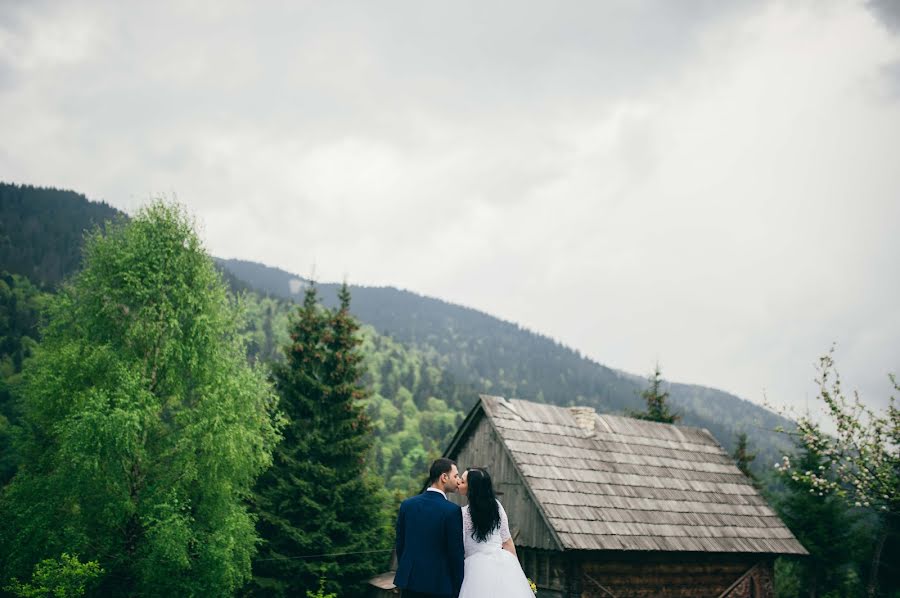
458,500,535,597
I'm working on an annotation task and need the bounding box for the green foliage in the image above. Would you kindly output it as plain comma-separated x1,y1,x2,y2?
0,271,46,376
305,577,337,598
4,553,103,598
237,291,465,496
774,350,899,598
361,331,465,494
775,352,898,513
631,363,680,424
239,293,291,366
774,442,868,596
775,555,872,598
250,284,390,596
0,202,282,596
0,272,48,485
774,558,803,598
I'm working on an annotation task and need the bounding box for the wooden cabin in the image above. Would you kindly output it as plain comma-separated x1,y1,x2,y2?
371,395,806,598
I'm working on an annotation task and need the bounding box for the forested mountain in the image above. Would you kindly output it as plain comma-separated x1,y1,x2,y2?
238,290,471,494
0,184,122,288
220,258,795,469
2,182,793,483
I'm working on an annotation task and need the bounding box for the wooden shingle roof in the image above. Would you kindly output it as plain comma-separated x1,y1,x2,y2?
463,395,807,555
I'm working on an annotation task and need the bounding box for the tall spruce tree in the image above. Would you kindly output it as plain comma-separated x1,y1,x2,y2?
632,363,680,424
251,283,390,597
0,203,282,596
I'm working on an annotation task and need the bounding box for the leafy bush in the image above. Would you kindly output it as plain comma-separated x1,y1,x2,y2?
4,553,102,598
306,576,338,598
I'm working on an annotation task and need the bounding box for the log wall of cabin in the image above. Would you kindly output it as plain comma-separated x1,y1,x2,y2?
518,547,575,598
579,554,775,598
449,415,557,550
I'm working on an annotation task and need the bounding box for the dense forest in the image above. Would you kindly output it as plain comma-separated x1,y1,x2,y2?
0,272,46,485
0,184,121,289
1,183,896,597
239,290,468,495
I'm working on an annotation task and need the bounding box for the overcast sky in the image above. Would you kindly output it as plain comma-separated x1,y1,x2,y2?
2,0,898,418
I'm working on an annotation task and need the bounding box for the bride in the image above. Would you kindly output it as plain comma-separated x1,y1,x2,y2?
457,467,536,597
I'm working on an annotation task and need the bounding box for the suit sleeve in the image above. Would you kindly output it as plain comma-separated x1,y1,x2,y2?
446,506,465,597
395,502,406,562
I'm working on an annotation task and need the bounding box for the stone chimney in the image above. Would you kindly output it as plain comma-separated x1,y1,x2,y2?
569,406,596,434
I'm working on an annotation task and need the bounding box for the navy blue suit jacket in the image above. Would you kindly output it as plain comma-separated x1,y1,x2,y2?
394,490,465,597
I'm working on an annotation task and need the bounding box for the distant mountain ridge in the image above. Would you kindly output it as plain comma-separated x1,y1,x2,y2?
0,183,121,288
1,182,794,473
217,258,794,469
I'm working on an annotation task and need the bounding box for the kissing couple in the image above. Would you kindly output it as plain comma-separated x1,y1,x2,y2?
394,458,535,598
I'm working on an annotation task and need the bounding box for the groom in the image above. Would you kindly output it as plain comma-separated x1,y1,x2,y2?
394,458,465,598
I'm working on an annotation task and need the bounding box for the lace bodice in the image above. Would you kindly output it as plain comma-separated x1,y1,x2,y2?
461,500,512,558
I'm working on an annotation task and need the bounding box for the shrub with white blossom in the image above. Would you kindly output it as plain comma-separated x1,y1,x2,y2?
773,352,897,513
772,349,898,597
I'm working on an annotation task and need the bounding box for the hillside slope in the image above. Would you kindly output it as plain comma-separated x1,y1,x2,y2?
219,258,794,468
0,183,121,288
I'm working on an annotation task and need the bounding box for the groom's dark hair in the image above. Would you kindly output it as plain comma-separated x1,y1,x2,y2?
428,458,457,485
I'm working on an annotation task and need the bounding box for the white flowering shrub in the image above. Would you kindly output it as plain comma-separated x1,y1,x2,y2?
772,349,898,597
773,351,897,514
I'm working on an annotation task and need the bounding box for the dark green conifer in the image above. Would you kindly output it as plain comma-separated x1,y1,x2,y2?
251,283,390,596
732,432,758,484
632,363,680,424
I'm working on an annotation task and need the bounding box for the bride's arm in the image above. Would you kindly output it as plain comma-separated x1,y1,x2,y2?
498,501,517,556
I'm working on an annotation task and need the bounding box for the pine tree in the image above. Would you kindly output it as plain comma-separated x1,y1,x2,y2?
632,363,680,424
732,432,758,483
251,283,390,597
0,203,282,596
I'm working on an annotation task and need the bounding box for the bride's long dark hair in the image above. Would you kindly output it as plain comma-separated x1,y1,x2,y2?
466,468,501,542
